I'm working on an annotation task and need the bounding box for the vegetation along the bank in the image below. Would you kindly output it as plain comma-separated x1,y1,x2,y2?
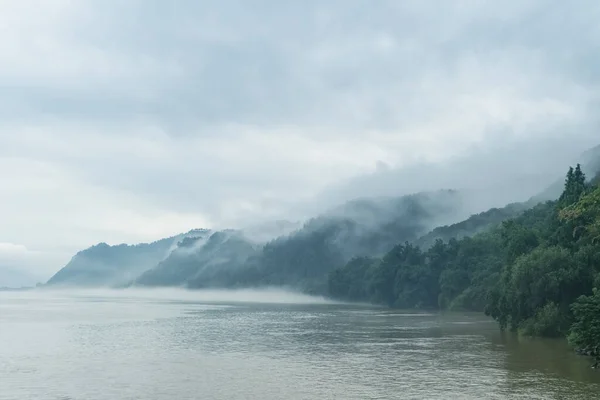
328,165,600,366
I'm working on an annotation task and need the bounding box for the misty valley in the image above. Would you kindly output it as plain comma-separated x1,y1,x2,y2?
33,145,600,368
6,2,600,398
4,147,600,399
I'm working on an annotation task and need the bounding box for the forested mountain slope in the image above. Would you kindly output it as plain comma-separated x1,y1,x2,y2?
135,230,258,288
46,229,210,286
134,190,464,292
46,144,600,294
329,164,600,362
531,144,600,203
415,145,600,256
415,201,533,250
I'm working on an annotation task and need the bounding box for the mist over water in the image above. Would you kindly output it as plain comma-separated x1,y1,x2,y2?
30,287,339,305
2,290,600,400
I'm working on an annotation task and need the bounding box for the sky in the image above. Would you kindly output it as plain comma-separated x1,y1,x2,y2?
1,0,600,280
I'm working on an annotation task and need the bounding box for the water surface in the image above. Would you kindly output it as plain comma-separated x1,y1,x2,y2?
1,289,599,399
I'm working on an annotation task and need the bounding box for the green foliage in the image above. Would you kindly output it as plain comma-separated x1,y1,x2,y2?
520,302,566,337
440,233,504,311
415,202,529,249
388,243,432,308
558,164,587,207
569,288,600,358
246,221,348,290
136,231,258,288
235,191,462,292
489,246,589,334
484,166,599,340
328,164,600,365
329,233,505,312
328,256,378,301
134,192,459,293
500,219,540,263
49,156,600,363
560,185,600,245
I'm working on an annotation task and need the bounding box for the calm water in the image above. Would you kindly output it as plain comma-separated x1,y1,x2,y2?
1,289,600,400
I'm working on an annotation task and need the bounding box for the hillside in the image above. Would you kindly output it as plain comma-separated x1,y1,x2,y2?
531,144,600,202
234,190,464,292
133,190,465,292
328,164,600,363
135,230,258,288
415,201,532,249
45,143,600,292
46,229,210,287
415,145,600,251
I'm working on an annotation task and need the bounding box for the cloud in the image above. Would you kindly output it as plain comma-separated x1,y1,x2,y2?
0,242,28,254
0,242,67,282
0,0,599,275
314,132,600,217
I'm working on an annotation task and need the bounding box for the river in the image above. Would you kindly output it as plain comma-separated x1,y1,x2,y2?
1,289,599,399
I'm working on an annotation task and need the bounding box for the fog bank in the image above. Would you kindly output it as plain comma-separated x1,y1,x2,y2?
29,287,340,305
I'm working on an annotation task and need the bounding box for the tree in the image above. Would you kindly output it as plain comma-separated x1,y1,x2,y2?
328,256,377,301
559,164,586,207
327,163,600,364
496,247,577,333
501,220,539,263
569,288,600,364
560,185,600,245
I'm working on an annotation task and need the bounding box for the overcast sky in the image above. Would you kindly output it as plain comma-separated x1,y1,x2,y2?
1,0,600,279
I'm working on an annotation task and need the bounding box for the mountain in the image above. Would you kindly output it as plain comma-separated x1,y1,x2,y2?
415,201,533,249
326,159,600,366
135,230,258,288
416,145,600,249
327,163,596,312
46,143,600,292
581,144,600,175
131,190,464,292
47,189,465,291
240,220,303,243
592,171,600,186
46,229,209,287
200,190,465,293
124,189,464,292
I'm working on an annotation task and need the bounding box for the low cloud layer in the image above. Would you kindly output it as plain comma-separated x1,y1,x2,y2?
1,1,599,278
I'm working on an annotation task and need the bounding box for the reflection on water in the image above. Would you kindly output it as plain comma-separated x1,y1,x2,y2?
496,332,600,385
1,290,599,400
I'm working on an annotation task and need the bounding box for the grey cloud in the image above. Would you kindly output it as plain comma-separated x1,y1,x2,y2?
1,0,600,276
313,131,600,219
9,0,600,129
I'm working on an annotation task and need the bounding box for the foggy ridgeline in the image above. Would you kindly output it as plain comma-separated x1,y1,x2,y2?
47,144,600,358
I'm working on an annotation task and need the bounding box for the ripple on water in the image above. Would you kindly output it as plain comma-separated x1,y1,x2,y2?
1,290,600,400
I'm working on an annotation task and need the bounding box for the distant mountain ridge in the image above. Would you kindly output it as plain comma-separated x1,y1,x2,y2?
415,201,533,249
132,189,465,292
46,189,465,291
46,229,210,286
135,230,258,288
46,143,600,293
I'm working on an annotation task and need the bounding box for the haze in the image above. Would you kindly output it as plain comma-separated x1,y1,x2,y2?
1,0,600,282
6,287,338,306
